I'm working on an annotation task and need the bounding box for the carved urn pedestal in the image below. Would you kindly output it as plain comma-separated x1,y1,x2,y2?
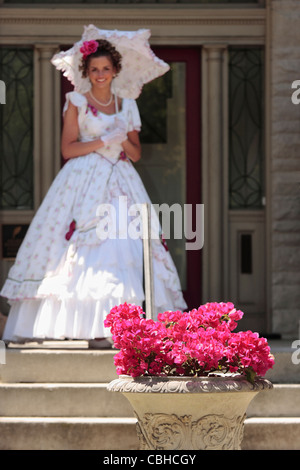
108,375,272,450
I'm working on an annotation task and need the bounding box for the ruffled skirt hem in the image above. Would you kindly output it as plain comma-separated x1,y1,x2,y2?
2,296,142,341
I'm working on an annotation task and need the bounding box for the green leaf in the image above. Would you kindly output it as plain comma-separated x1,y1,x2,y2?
245,367,257,384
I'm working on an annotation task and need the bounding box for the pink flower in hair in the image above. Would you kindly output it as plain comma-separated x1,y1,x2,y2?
80,40,98,60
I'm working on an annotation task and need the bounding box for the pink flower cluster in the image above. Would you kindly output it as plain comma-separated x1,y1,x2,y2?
80,40,98,60
104,303,275,382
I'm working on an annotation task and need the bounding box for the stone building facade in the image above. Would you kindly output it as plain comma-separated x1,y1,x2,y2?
0,0,299,339
269,1,300,338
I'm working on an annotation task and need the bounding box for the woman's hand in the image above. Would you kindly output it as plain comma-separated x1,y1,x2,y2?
102,117,127,146
121,131,141,162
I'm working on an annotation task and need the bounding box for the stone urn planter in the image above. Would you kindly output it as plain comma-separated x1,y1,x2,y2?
108,374,273,450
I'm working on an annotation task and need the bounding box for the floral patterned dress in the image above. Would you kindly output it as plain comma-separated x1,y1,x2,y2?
1,91,186,341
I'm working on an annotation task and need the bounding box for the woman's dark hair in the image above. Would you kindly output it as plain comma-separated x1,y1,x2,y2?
79,39,122,78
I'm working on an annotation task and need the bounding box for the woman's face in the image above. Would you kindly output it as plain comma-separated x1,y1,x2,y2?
88,55,115,92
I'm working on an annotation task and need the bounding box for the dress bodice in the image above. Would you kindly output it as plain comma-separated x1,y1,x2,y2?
63,91,141,161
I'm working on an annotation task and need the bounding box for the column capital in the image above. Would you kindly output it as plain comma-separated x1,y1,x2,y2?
35,44,60,59
202,44,227,61
35,44,59,50
202,43,228,51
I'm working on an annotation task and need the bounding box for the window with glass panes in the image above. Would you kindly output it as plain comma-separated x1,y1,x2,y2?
0,47,34,210
228,47,265,209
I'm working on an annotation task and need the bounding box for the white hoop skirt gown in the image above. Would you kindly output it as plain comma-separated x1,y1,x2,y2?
1,91,187,341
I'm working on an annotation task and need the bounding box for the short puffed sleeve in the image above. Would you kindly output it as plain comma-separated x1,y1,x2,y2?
63,91,87,116
125,99,142,132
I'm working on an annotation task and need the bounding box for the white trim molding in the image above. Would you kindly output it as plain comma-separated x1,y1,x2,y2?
0,6,265,46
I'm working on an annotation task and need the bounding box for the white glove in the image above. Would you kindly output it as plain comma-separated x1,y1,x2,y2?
102,117,127,146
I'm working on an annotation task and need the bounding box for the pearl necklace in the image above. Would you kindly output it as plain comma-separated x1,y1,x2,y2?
89,90,113,107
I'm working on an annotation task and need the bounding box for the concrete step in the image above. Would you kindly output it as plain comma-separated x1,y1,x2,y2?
0,382,133,418
247,384,300,417
0,382,298,419
265,340,300,384
0,416,299,450
0,417,139,450
242,418,300,450
1,339,299,384
0,347,118,384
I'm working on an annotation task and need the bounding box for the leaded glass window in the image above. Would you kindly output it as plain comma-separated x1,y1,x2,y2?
228,47,264,209
0,47,34,210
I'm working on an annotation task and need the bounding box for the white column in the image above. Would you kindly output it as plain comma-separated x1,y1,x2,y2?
202,45,227,302
35,45,60,206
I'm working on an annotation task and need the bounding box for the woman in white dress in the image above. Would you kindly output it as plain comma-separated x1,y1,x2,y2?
1,35,186,345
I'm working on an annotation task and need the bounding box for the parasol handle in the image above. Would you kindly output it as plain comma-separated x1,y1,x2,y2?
142,203,154,320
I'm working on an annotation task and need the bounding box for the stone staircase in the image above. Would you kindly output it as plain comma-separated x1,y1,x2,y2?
0,340,299,450
243,340,300,450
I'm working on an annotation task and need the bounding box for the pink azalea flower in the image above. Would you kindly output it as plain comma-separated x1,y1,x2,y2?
104,302,275,383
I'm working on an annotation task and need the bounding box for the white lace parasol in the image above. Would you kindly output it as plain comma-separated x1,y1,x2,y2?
51,24,170,99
